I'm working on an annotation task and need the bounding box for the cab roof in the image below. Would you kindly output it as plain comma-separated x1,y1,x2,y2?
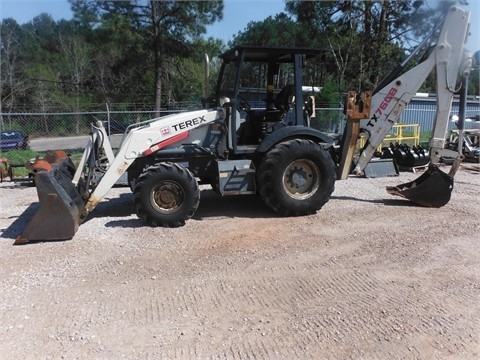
218,46,323,63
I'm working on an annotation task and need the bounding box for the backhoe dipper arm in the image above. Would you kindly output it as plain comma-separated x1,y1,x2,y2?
350,6,472,175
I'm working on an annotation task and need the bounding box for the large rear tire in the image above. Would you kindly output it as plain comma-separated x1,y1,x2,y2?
134,162,200,227
258,139,335,216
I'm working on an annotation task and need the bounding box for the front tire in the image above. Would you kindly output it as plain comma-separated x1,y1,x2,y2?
258,139,335,216
134,162,200,227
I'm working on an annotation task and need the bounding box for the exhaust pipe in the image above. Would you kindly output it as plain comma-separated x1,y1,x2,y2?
15,154,85,245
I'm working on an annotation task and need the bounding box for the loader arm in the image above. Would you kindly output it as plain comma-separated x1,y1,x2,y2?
81,109,224,219
16,108,225,243
340,6,472,178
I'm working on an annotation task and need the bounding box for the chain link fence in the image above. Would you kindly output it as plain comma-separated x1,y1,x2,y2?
0,109,191,138
1,98,479,170
0,105,362,179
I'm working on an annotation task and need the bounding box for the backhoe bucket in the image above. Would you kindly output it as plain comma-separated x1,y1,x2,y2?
386,164,453,208
15,156,85,244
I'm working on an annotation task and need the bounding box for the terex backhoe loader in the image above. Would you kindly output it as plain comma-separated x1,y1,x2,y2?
16,5,472,244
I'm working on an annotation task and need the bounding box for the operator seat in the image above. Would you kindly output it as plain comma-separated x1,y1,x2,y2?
237,85,295,145
274,84,295,113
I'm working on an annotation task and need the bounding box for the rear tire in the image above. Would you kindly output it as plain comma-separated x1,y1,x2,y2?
258,139,335,216
134,162,200,227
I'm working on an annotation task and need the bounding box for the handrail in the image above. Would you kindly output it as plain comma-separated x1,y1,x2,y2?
360,124,420,150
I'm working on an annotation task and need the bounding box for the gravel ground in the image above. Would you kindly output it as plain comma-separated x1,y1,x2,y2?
0,163,479,359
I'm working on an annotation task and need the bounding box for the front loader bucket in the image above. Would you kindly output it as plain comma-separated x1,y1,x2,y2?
386,164,454,208
15,157,85,245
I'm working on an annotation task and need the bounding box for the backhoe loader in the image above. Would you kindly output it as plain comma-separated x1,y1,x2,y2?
15,5,473,244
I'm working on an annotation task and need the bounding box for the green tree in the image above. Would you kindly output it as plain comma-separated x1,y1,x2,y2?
469,50,479,96
285,0,427,92
87,13,149,108
20,14,67,112
70,0,223,115
166,37,224,106
230,13,301,47
57,22,92,132
0,18,24,122
23,63,58,133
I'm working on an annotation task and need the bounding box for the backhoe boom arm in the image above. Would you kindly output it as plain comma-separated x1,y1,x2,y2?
340,6,472,177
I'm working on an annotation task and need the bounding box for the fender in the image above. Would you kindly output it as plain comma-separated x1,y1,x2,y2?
256,125,335,154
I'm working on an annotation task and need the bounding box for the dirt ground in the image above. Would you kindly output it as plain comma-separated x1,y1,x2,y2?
1,163,479,360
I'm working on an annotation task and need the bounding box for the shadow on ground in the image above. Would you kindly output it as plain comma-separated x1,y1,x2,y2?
1,203,39,241
2,189,277,243
331,195,415,207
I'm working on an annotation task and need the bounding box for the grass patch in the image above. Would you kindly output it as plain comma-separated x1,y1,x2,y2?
0,149,85,178
0,149,43,178
0,149,43,165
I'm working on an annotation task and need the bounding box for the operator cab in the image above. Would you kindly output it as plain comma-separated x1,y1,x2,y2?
214,46,322,153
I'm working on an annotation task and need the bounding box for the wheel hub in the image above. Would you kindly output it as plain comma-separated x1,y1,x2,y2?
283,159,320,199
289,166,308,188
158,189,176,208
151,181,183,213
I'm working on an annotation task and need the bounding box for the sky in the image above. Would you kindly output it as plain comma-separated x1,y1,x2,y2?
0,0,478,50
0,0,286,42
